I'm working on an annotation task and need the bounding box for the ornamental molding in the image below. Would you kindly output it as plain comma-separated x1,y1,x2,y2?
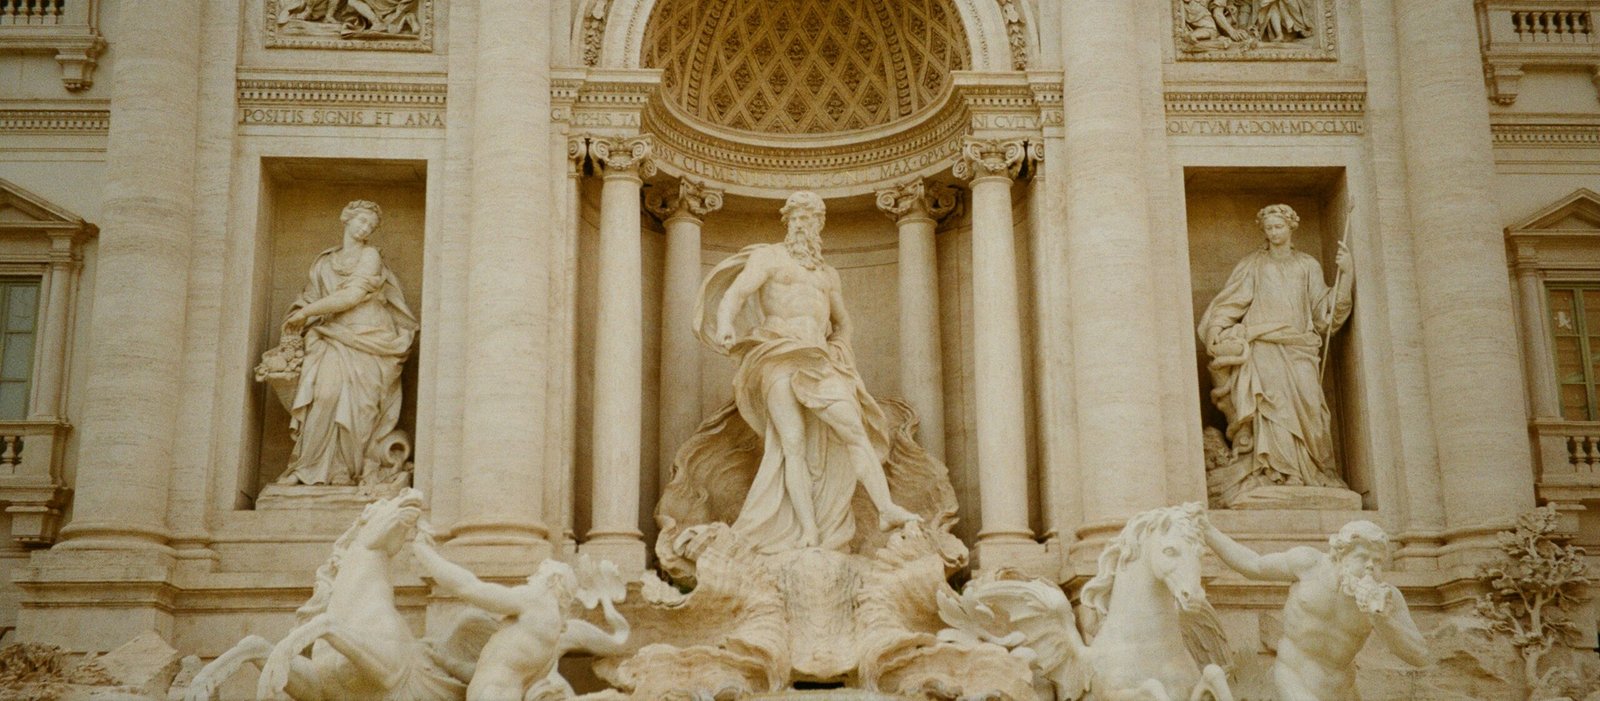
1493,121,1600,147
264,0,434,52
236,78,446,128
1163,90,1365,136
0,109,108,135
1172,0,1337,62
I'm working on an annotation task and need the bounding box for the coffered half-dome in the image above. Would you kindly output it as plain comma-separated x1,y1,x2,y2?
642,0,970,136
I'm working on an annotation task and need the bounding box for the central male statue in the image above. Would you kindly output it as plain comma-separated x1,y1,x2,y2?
693,191,921,553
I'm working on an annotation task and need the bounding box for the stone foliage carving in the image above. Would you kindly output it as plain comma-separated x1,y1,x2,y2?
267,0,433,51
938,504,1234,701
1475,506,1593,697
645,178,724,222
1198,203,1358,510
256,200,417,492
874,178,959,223
1204,517,1429,700
413,533,631,701
951,138,1040,182
1174,0,1336,61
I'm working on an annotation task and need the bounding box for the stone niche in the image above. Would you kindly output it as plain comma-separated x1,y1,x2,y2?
1183,166,1374,509
242,158,427,507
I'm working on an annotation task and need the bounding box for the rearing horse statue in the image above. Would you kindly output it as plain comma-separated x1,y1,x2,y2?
184,489,493,701
939,503,1235,701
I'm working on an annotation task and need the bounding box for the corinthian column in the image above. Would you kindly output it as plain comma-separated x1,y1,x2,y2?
875,179,955,460
647,178,723,487
954,139,1039,565
1394,0,1535,546
453,0,551,558
56,1,201,551
584,136,655,576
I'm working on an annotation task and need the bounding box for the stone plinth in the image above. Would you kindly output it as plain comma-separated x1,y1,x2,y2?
1229,486,1365,511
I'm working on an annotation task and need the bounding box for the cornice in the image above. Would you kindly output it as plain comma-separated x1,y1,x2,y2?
1163,90,1366,136
237,79,447,108
1492,122,1600,147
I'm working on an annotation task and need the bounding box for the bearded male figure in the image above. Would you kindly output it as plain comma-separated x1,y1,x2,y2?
1203,519,1428,700
687,192,922,554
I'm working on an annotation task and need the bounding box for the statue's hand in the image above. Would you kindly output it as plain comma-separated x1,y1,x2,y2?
283,308,309,334
717,327,736,351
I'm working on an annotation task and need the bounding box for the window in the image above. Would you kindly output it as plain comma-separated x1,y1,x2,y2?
1549,283,1600,421
0,279,39,421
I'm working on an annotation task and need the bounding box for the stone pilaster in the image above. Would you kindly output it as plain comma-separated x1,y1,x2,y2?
29,232,85,421
583,135,656,577
453,0,552,560
953,138,1043,570
647,178,722,489
1394,0,1535,550
874,178,955,461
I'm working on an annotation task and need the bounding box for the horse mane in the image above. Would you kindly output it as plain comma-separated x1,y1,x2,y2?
295,505,370,622
1079,504,1205,617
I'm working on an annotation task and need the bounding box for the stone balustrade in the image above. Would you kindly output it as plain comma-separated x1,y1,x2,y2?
1478,1,1600,103
0,420,70,546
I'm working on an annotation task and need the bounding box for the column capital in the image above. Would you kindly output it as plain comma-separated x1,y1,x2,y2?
952,138,1041,182
587,135,657,180
645,178,724,224
566,137,589,177
875,179,960,224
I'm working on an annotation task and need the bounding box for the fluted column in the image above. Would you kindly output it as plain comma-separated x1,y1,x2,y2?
875,179,955,460
1060,1,1169,536
1394,0,1535,545
647,178,722,487
583,136,655,576
56,1,201,550
29,233,84,421
454,0,551,558
955,139,1038,561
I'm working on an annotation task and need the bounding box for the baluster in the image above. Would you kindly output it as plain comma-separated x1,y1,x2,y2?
10,435,23,467
1,436,18,467
49,0,62,24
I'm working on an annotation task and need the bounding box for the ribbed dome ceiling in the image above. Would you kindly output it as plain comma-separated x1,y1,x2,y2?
642,0,970,135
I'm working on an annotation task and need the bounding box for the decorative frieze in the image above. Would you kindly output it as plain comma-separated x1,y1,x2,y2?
264,0,434,52
1163,90,1365,136
1493,121,1600,147
1172,0,1337,61
0,109,108,135
236,78,446,128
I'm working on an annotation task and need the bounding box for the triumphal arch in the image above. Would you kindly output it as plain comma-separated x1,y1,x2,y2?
0,0,1597,698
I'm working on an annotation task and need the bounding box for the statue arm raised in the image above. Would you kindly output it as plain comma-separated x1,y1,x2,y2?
1203,523,1310,582
412,535,526,617
1371,586,1430,666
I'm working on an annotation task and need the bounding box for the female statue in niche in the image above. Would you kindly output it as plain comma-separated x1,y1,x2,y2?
1198,203,1353,508
258,199,417,488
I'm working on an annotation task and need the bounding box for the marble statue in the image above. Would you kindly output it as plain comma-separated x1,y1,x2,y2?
257,199,418,489
691,191,920,553
1181,0,1248,47
411,530,631,701
938,503,1235,701
184,490,491,701
1204,518,1428,700
1198,203,1354,508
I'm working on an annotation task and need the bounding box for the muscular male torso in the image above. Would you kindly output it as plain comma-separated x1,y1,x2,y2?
750,247,838,346
1278,562,1372,697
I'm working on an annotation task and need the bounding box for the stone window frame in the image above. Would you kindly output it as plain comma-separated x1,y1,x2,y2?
1506,188,1600,518
0,177,95,546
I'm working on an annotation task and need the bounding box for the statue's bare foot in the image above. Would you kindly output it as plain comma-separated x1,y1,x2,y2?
878,504,922,531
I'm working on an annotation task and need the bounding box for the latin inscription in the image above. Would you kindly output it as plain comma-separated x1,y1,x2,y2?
240,108,446,128
1165,118,1363,136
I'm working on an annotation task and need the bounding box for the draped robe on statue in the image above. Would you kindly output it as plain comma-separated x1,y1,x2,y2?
1198,247,1350,504
282,246,417,485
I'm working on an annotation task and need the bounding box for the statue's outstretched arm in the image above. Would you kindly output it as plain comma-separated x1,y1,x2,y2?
1203,523,1310,582
413,534,525,617
560,598,631,656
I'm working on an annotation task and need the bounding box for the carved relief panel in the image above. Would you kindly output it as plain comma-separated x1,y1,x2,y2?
1173,0,1337,61
265,0,434,51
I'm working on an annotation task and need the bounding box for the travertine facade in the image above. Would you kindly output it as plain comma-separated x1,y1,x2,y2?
1,0,1599,698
